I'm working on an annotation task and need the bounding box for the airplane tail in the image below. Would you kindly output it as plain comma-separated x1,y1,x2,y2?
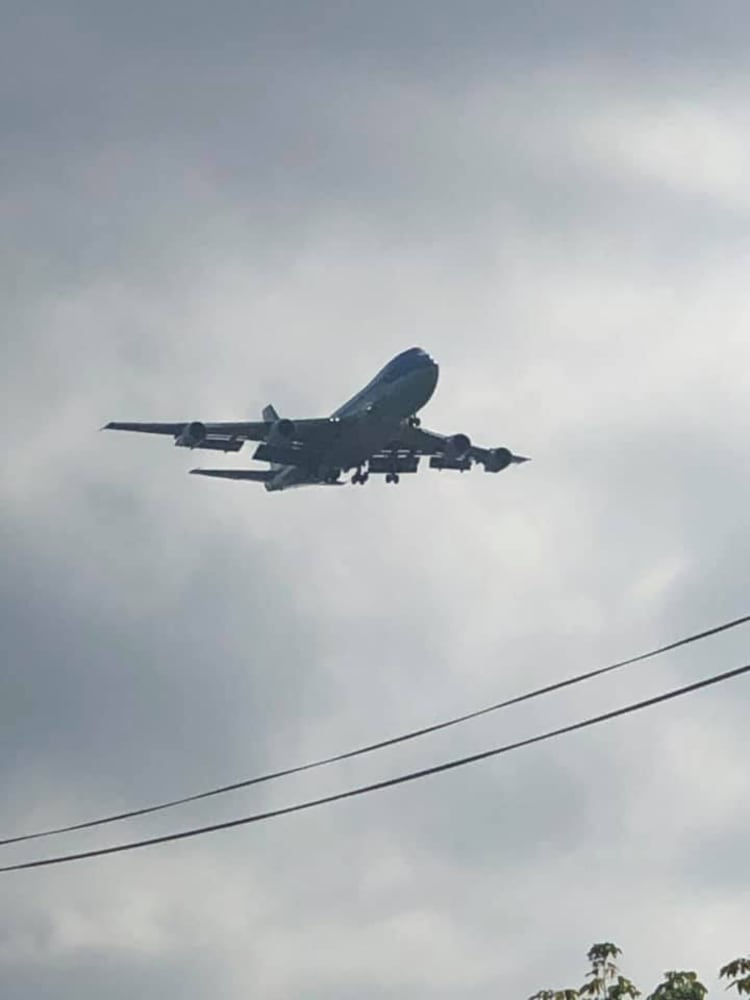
261,404,285,470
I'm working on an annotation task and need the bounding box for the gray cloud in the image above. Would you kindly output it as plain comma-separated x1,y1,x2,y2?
2,2,749,999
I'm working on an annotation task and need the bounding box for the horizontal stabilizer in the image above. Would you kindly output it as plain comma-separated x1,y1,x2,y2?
189,468,275,482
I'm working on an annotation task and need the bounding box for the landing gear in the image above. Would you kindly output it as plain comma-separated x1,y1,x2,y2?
385,472,400,485
351,467,369,486
407,415,421,428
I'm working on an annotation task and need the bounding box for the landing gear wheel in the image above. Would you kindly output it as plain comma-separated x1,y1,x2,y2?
351,468,370,485
408,415,421,428
385,472,400,484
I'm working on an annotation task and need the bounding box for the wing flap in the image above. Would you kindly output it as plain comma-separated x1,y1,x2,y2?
189,468,275,482
192,438,245,453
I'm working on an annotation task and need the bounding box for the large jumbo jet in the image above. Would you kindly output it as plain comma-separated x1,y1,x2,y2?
104,348,529,491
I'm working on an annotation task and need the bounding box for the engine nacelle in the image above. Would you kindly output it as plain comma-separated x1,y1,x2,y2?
175,421,207,448
483,447,513,473
266,418,296,446
444,433,472,461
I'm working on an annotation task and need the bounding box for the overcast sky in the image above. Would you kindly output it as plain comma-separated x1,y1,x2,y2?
2,3,749,998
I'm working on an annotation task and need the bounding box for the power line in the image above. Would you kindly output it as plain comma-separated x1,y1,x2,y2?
2,660,748,874
2,612,749,850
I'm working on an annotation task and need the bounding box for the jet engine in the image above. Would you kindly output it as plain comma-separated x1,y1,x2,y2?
444,433,472,461
174,421,207,448
266,418,296,446
483,447,513,473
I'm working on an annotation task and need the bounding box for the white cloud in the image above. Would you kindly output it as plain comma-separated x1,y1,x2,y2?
581,97,750,209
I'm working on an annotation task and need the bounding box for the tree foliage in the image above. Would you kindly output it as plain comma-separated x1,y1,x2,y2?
580,943,640,1000
646,970,707,1000
720,958,750,996
529,944,749,1000
529,942,639,1000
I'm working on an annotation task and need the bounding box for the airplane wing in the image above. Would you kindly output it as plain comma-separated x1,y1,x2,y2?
103,418,342,453
393,423,530,472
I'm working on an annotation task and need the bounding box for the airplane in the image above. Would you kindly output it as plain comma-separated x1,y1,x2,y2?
104,347,529,492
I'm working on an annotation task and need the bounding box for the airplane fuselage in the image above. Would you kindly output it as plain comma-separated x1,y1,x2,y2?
264,348,439,491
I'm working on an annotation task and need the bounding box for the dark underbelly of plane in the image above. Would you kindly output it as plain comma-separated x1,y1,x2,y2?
255,413,404,474
320,415,402,470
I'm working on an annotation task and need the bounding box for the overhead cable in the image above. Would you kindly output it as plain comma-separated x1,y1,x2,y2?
2,611,749,849
2,660,748,873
